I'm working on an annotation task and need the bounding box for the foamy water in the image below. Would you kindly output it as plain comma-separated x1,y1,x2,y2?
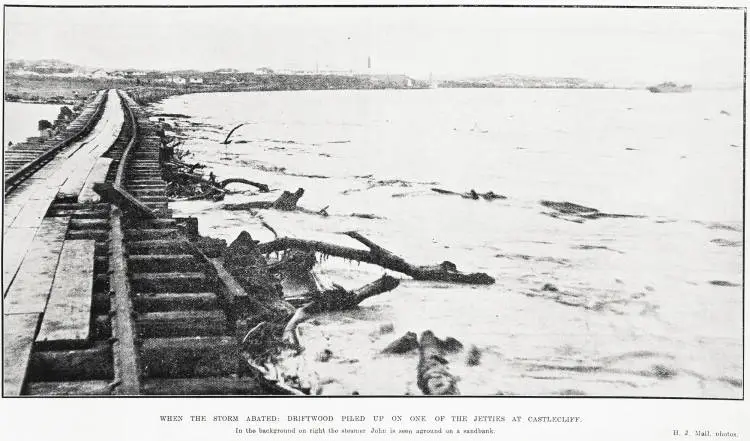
151,88,743,397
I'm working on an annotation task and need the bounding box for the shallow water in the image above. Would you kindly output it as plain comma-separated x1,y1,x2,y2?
152,88,743,397
3,102,65,147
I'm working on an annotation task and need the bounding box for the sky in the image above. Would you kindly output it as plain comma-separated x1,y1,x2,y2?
4,6,745,86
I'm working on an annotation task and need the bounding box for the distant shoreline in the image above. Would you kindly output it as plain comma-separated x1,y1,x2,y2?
4,75,738,107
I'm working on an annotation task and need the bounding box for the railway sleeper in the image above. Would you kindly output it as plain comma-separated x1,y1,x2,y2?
134,292,220,312
25,380,113,396
137,310,228,338
28,341,114,382
128,254,205,273
141,377,264,395
129,272,212,293
139,336,240,379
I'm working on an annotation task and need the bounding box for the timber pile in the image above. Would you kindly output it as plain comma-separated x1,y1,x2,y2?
212,227,492,393
155,122,271,201
218,231,401,393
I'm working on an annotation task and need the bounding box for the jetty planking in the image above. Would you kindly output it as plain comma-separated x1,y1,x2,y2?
78,157,113,203
4,217,70,314
36,239,97,349
2,226,38,295
3,313,41,396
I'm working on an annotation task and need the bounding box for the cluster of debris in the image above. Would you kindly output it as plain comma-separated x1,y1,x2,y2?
155,122,270,202
158,119,496,395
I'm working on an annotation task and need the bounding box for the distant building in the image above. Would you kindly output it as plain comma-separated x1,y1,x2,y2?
256,67,275,75
166,75,186,85
367,74,415,87
188,77,204,84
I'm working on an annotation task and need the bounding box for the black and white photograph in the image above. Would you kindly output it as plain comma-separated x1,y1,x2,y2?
0,0,745,412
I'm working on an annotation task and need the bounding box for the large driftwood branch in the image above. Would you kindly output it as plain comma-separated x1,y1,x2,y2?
257,232,495,285
432,187,507,201
281,275,400,348
220,178,270,193
171,172,228,194
223,188,327,216
222,123,246,144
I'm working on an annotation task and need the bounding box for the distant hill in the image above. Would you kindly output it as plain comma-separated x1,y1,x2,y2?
3,58,120,80
5,59,90,76
437,73,608,89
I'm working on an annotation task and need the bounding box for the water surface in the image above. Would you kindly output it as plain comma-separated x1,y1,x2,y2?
3,102,64,147
152,88,743,397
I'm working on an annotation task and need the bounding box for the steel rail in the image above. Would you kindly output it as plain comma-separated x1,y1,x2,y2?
107,90,142,395
4,90,109,195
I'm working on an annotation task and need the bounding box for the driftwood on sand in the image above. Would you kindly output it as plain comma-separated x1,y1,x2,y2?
223,188,304,211
157,123,270,201
282,274,400,348
223,187,329,216
432,187,507,201
540,200,644,222
220,178,270,193
164,168,272,201
257,231,495,285
417,330,460,395
225,231,400,352
222,123,246,144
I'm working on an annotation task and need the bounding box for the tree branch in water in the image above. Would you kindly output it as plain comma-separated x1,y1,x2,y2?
257,232,495,285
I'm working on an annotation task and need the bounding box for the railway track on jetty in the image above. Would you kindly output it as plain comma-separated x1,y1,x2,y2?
4,89,289,396
4,90,108,194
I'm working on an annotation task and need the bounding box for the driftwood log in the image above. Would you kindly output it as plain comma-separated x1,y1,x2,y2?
164,159,205,173
282,274,400,348
222,123,246,144
223,188,328,216
257,231,495,285
432,187,507,201
272,188,305,210
417,331,459,395
224,188,304,211
220,178,270,193
226,231,401,353
539,200,644,221
165,170,271,201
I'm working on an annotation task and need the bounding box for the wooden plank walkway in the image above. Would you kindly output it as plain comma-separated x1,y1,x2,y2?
4,217,70,314
36,240,96,348
2,227,38,295
57,94,124,201
3,313,40,396
3,90,106,180
3,90,124,297
78,157,113,203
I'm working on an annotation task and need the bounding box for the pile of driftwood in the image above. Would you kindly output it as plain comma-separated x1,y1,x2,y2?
163,121,493,394
201,226,494,395
157,124,271,201
164,161,270,201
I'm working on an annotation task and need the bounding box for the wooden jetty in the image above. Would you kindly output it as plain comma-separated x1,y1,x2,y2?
3,89,287,396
